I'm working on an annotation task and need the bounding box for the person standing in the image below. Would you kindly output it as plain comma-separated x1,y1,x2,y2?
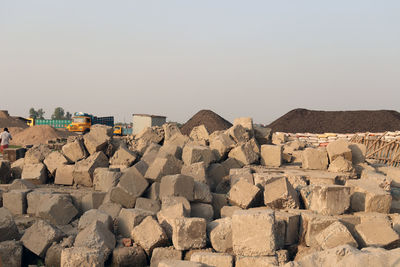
0,128,12,153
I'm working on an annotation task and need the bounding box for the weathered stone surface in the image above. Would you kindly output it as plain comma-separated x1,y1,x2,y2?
21,220,64,257
159,142,183,160
61,247,105,267
98,202,122,219
327,139,352,162
349,143,366,164
111,244,147,267
73,151,109,187
0,207,19,242
44,151,68,176
55,164,75,185
315,221,357,249
207,218,232,253
145,154,183,182
228,179,261,209
8,177,36,190
191,203,214,222
228,140,259,166
232,209,276,256
93,167,121,192
211,193,228,219
24,144,51,164
236,256,278,267
163,123,182,142
141,143,162,165
160,174,194,201
181,162,208,184
62,139,87,162
328,156,354,173
78,209,113,232
253,125,272,146
275,211,300,246
234,117,253,132
84,124,113,154
74,221,116,258
190,125,210,143
109,146,137,169
3,189,30,215
80,191,106,213
135,197,161,213
272,132,287,145
193,181,212,204
220,206,242,218
182,145,215,168
159,260,209,267
117,208,155,238
261,145,282,167
10,158,24,180
228,124,250,143
132,216,168,254
209,133,235,161
298,211,337,246
21,163,48,184
0,240,23,267
264,177,299,209
300,185,351,215
206,163,227,191
355,220,400,248
302,148,328,170
37,194,78,225
386,167,400,188
150,246,182,267
229,168,254,186
190,252,233,267
172,217,207,251
0,160,12,184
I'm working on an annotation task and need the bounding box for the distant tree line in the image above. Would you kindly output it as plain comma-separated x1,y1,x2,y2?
29,107,72,120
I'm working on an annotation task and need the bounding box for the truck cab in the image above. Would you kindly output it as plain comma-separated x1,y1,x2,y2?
67,113,92,133
114,125,123,136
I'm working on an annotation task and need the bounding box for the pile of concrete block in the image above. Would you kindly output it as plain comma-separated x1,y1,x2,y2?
1,119,400,266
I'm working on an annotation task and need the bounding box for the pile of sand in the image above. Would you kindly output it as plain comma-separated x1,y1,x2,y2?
11,125,77,146
268,108,400,134
0,110,29,129
180,109,233,135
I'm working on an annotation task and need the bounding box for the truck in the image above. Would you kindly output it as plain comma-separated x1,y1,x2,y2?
27,118,72,128
66,112,114,133
113,125,133,136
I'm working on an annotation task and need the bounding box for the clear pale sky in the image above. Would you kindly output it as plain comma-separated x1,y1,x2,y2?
1,1,399,124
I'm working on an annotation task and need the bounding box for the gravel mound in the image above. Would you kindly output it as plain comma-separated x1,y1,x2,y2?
268,108,400,134
180,110,232,135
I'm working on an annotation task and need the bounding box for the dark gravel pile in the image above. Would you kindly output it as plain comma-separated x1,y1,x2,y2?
268,108,400,134
180,109,233,135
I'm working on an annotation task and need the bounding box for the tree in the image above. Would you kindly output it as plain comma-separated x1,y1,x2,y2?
65,111,72,120
29,108,45,119
52,107,65,120
37,109,45,119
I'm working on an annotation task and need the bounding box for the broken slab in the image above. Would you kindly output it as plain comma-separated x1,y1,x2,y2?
327,139,352,162
260,145,282,167
0,207,19,242
264,177,299,209
132,216,168,254
0,240,23,267
181,162,208,184
109,146,137,169
355,220,400,248
62,139,87,162
37,194,78,225
117,208,155,238
220,205,242,218
228,124,250,143
78,209,113,232
297,211,337,246
160,174,194,201
172,217,207,251
21,163,48,184
55,164,75,185
228,179,261,209
302,148,329,170
73,151,109,187
135,197,161,213
209,132,235,161
315,221,358,249
10,158,24,180
43,151,68,176
190,125,210,143
275,211,300,246
193,181,212,204
229,168,254,186
24,144,51,164
328,157,354,173
207,217,232,253
93,167,121,192
2,189,30,215
228,140,259,166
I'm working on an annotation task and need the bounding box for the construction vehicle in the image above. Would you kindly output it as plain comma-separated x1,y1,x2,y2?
27,118,72,128
66,112,114,133
113,125,133,136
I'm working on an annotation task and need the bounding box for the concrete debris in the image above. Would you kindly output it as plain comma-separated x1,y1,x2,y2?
261,145,283,167
190,252,234,267
228,139,259,166
150,246,183,267
0,160,11,184
84,124,113,155
228,179,261,209
264,177,300,209
62,139,87,162
145,154,183,182
0,207,19,242
3,189,30,215
160,174,194,201
21,163,48,184
111,244,147,267
0,240,23,267
132,216,168,254
109,146,137,169
183,145,216,168
24,144,52,164
172,217,207,251
207,217,233,253
44,151,68,176
61,247,105,267
181,162,208,184
302,148,329,170
326,139,352,162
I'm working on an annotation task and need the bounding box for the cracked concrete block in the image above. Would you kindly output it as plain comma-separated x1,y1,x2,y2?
172,217,207,251
37,194,78,225
182,145,215,168
132,216,168,255
207,218,232,253
21,163,48,184
93,168,121,192
228,140,259,166
315,221,357,249
73,151,109,187
84,124,113,155
109,146,137,169
117,208,155,238
264,177,299,209
228,179,261,209
55,164,75,185
3,189,30,215
78,209,113,232
61,247,105,267
111,244,147,267
44,151,68,176
181,162,208,184
62,139,87,162
327,139,352,162
302,148,329,170
160,174,194,201
145,154,183,182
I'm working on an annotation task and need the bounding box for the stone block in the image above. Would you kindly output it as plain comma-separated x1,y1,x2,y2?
144,181,160,201
356,221,400,248
161,196,191,216
229,168,254,186
191,203,214,222
220,206,242,218
254,125,272,145
349,143,366,164
193,181,212,204
0,207,19,242
61,247,105,267
83,124,113,154
228,179,261,209
73,151,109,187
109,146,137,169
298,211,337,246
132,216,168,254
21,163,48,184
21,220,64,257
264,177,299,209
160,174,194,201
8,178,35,190
232,209,276,256
182,145,215,168
189,125,210,142
135,197,161,213
3,189,30,215
145,154,183,182
387,167,400,188
260,145,282,167
159,260,209,267
55,164,75,185
227,140,259,166
190,252,233,267
10,158,24,180
228,124,250,143
62,139,87,162
150,246,182,267
37,193,78,225
24,144,51,164
328,157,354,173
300,184,351,215
78,209,113,232
271,132,287,145
181,162,208,184
80,191,106,213
315,221,357,249
44,151,68,176
207,163,227,191
163,123,182,142
98,202,122,220
275,211,300,246
235,256,278,267
234,117,253,132
141,143,162,165
207,218,232,253
302,148,328,170
326,139,352,162
0,240,23,267
0,160,11,184
117,208,155,238
209,133,235,160
2,147,25,162
159,142,183,160
111,244,147,267
221,157,243,172
26,190,51,215
172,217,207,250
93,167,121,191
211,193,228,219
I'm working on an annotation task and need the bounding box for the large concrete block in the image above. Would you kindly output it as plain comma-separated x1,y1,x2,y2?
141,143,162,165
0,207,19,242
0,240,23,267
302,148,328,170
193,181,212,204
349,143,366,164
98,202,122,220
207,218,232,253
227,140,259,166
182,145,215,168
10,158,24,180
44,151,68,176
24,144,51,164
190,125,210,143
21,163,48,184
228,124,250,143
150,246,182,267
254,125,272,145
62,139,87,162
190,252,233,267
78,209,113,232
300,185,351,215
84,124,113,154
209,133,235,160
145,154,183,182
0,160,11,184
264,177,299,209
275,211,300,246
172,217,207,250
3,189,30,215
261,145,282,167
298,211,337,246
232,209,276,256
93,167,121,192
158,142,183,160
111,244,147,267
8,178,36,190
55,164,75,185
207,163,227,191
235,256,278,267
220,206,242,218
211,193,228,219
135,197,161,213
109,146,137,169
229,168,254,186
61,247,105,267
356,221,400,248
228,179,261,209
132,216,168,254
271,132,287,145
160,174,194,201
73,151,109,187
191,203,214,222
21,220,64,257
37,193,78,225
234,117,253,133
163,123,182,141
159,260,209,267
181,162,208,184
117,208,155,238
315,221,357,249
26,190,51,215
327,139,352,162
328,157,354,173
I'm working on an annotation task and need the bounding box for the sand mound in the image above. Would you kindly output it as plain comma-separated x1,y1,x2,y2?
11,125,77,146
268,108,400,134
180,110,233,135
0,110,29,129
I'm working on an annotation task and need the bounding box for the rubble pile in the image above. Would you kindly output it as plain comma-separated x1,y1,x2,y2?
1,118,400,267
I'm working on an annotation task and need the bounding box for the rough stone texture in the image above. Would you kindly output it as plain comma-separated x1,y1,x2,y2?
98,202,122,220
193,181,212,204
232,209,276,256
0,160,12,184
328,157,354,173
24,144,51,164
211,193,228,219
209,132,235,161
55,164,75,185
182,145,215,168
207,218,232,253
387,167,400,188
229,168,254,186
191,203,214,222
264,177,300,209
172,217,207,251
349,143,366,164
235,256,278,267
159,260,209,267
0,240,23,267
37,194,78,225
145,154,183,182
355,220,400,248
228,179,261,209
275,211,300,246
161,196,191,216
21,163,48,184
132,216,168,254
207,163,227,191
73,151,109,187
298,211,337,246
26,190,51,215
62,139,87,162
346,179,392,213
326,139,352,162
117,208,155,238
181,162,208,184
74,221,116,258
272,132,287,145
10,158,24,180
111,244,147,267
300,185,351,215
109,146,137,169
163,123,182,142
158,142,183,160
220,206,242,218
141,143,161,165
261,145,282,167
157,204,186,240
160,174,194,201
0,207,19,242
80,191,106,213
79,209,113,232
44,151,69,176
302,148,329,170
3,189,30,215
61,247,105,267
253,125,272,146
190,252,233,267
93,167,121,192
228,140,259,166
150,247,183,267
190,125,210,142
228,124,250,143
360,170,391,191
135,197,161,213
315,221,358,249
21,220,64,257
84,124,113,154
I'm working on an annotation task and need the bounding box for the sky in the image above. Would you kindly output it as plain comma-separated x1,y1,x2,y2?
1,1,399,124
